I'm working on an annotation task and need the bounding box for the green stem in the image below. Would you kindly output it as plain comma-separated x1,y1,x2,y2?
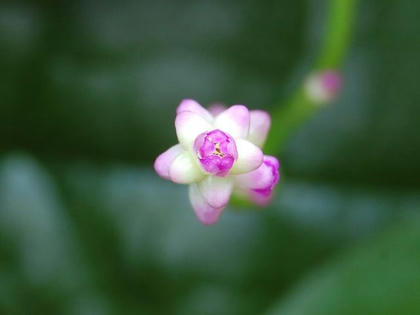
265,0,358,155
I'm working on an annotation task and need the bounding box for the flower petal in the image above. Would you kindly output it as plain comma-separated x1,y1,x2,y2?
154,144,184,180
175,111,214,148
248,110,271,147
229,139,263,174
177,99,213,122
235,155,279,190
263,155,280,170
198,176,233,208
169,151,205,184
234,155,280,206
214,105,250,138
207,104,226,117
234,161,274,190
248,191,273,206
189,183,225,225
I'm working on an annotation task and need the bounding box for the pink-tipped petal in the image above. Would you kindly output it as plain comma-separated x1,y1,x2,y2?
249,191,272,206
189,184,225,225
154,144,184,180
177,99,213,122
234,161,274,190
169,151,205,184
229,139,263,175
235,155,279,189
207,104,226,117
248,110,271,148
175,111,213,148
235,155,280,206
214,105,250,139
198,176,233,208
263,155,280,170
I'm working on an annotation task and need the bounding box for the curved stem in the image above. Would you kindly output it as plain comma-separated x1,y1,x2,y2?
264,0,359,155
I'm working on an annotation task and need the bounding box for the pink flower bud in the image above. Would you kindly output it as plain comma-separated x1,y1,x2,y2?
194,129,238,177
305,70,342,104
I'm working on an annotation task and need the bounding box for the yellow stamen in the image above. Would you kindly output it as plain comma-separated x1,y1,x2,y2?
213,143,225,158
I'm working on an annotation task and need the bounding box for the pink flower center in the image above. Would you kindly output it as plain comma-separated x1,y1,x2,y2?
194,129,238,176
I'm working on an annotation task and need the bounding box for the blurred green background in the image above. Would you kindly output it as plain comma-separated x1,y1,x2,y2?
1,0,420,314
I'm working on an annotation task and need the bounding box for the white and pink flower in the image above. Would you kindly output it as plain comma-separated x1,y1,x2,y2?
154,99,280,225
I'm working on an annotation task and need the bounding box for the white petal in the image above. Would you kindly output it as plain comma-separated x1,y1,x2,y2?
154,144,184,180
176,99,213,122
189,183,225,225
175,111,214,148
229,139,263,175
169,151,204,184
248,110,271,147
198,176,233,208
214,105,250,138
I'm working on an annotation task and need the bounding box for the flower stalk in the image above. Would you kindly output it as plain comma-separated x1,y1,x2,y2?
264,0,359,155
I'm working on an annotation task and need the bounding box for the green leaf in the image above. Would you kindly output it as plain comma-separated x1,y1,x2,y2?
267,218,420,315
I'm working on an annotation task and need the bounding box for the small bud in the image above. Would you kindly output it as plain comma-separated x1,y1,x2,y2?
194,129,238,177
305,70,342,104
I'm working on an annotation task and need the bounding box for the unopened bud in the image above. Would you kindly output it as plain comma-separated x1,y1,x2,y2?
305,70,342,104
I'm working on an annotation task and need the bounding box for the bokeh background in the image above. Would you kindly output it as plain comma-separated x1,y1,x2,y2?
1,0,420,314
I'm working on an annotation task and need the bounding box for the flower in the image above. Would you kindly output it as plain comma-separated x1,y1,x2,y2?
305,70,342,104
154,99,280,225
